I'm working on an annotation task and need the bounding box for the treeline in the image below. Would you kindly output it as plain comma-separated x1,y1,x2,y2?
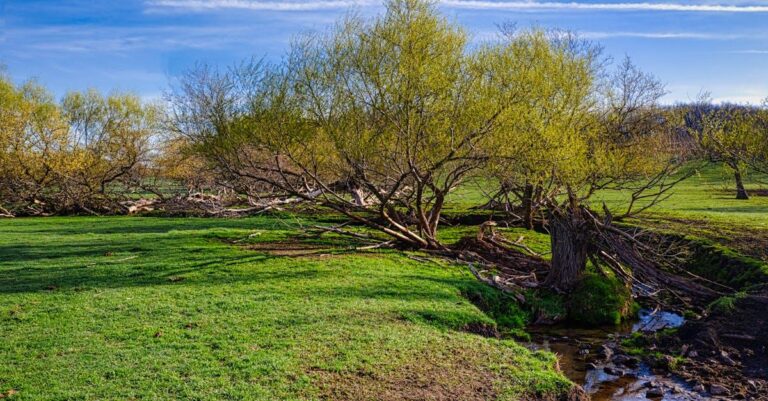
2,0,768,289
0,76,216,217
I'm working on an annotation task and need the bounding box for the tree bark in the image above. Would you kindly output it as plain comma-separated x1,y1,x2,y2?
521,183,535,230
734,169,749,200
544,209,590,292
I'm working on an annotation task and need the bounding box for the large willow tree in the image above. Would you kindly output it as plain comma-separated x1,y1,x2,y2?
172,0,537,249
488,37,692,292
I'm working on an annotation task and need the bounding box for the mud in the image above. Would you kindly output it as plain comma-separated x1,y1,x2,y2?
653,286,768,400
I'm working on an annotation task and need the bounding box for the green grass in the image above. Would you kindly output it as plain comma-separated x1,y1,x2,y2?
0,216,572,401
596,164,768,230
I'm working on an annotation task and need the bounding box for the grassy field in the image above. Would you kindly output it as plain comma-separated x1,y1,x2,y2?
0,217,570,401
2,164,766,400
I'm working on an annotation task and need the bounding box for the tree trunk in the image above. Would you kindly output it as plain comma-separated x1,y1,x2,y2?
521,183,535,230
544,209,590,292
734,169,749,200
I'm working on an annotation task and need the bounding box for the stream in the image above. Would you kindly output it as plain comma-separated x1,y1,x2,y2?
526,309,712,400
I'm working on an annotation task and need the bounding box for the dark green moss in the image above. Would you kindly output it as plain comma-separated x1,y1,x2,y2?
460,284,528,330
707,291,747,314
526,290,567,323
568,274,633,326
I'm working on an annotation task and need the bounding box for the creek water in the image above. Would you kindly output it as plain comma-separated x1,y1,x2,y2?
525,309,710,400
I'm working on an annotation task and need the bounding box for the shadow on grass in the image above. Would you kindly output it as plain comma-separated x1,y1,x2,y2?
0,216,288,236
687,206,768,214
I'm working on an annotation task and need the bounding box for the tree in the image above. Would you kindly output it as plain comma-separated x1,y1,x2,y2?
488,45,690,293
172,0,536,249
683,98,765,199
0,73,69,216
0,75,160,216
61,89,161,211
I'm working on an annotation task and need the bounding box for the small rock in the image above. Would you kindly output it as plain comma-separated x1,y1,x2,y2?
604,366,620,376
624,356,640,367
720,351,738,366
688,350,699,358
693,384,706,393
613,354,629,364
646,388,664,398
710,384,729,396
598,345,614,360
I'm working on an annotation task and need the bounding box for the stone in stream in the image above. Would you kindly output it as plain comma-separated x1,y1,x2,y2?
645,387,664,398
719,350,738,366
603,366,622,376
597,344,613,360
709,384,729,396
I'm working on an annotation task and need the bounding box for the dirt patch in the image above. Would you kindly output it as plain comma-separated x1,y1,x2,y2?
309,352,498,401
309,347,586,401
461,322,500,338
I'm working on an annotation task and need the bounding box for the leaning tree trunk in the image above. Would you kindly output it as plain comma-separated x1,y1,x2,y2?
544,208,590,292
734,169,749,200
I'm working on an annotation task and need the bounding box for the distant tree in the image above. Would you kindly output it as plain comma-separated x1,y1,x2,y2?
0,74,69,216
61,89,161,212
0,75,160,216
683,97,766,199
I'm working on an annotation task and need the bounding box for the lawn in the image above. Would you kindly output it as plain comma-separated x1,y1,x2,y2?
0,217,571,401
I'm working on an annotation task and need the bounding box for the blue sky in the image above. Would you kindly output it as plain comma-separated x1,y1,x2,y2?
2,0,768,104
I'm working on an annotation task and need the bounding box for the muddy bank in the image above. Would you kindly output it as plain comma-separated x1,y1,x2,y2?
650,286,768,400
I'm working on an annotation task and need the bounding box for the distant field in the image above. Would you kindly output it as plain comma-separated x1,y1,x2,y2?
0,217,570,401
450,164,768,227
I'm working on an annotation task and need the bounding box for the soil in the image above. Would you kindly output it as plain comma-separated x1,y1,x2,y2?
657,286,768,400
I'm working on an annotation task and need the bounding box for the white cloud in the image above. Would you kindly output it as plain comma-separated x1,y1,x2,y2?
579,31,745,40
441,1,768,13
145,0,768,13
728,49,768,54
6,25,289,53
146,0,376,12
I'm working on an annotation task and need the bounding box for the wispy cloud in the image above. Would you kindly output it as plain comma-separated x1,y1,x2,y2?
6,25,288,54
442,1,768,13
579,31,746,40
146,0,375,12
145,0,768,13
728,49,768,54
